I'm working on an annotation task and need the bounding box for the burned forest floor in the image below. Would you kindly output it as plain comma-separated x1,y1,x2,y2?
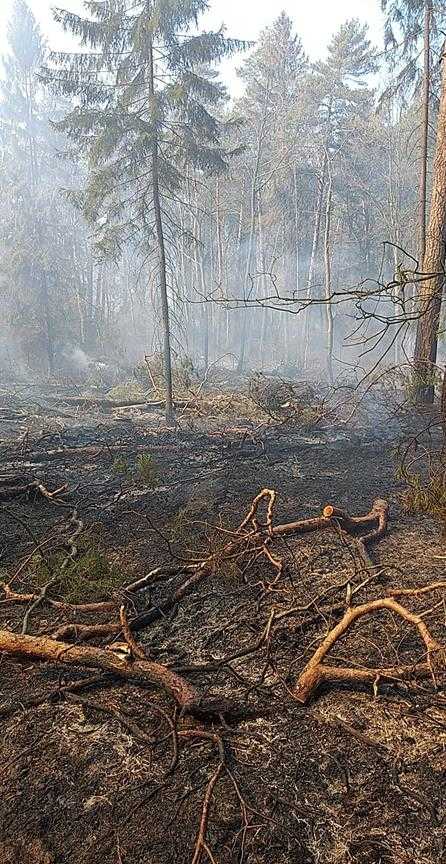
0,379,445,864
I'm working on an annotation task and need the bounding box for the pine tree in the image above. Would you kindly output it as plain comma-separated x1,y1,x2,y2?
44,0,247,419
239,12,307,115
382,2,446,396
0,0,101,376
0,0,46,158
313,18,376,136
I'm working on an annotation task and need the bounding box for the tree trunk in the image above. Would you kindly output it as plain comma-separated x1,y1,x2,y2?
413,39,446,404
237,115,266,373
85,261,95,348
237,189,256,373
441,364,446,441
324,171,334,383
302,100,333,369
199,242,209,371
148,37,174,421
302,153,328,369
215,176,224,288
392,243,401,365
419,0,431,265
293,166,300,298
41,268,55,375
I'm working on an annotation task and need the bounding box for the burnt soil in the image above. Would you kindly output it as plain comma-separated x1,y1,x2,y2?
0,392,445,864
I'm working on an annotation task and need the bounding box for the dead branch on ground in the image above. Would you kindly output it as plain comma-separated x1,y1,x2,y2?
37,491,389,643
294,596,445,704
0,479,69,502
4,487,443,711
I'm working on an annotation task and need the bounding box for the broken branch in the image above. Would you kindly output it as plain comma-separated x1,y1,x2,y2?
294,596,445,704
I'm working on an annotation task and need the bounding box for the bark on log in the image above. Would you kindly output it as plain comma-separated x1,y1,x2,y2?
0,629,198,709
0,630,260,721
273,498,388,544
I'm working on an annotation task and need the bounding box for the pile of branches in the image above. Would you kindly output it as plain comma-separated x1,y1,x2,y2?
1,482,446,861
248,373,322,424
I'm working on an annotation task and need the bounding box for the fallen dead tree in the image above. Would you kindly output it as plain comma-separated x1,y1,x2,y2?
2,585,445,711
45,395,189,410
0,628,199,711
0,608,270,722
2,484,445,710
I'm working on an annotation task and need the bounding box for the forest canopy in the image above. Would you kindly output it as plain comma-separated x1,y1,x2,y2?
0,0,445,405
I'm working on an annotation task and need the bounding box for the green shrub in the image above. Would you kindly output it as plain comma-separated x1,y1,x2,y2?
112,455,130,478
400,463,446,526
112,452,159,486
134,452,158,486
32,544,123,603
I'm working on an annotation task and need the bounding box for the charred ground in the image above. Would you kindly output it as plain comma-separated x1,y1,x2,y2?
0,381,445,864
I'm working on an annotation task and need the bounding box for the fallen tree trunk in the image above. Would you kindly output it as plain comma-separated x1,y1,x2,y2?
0,629,267,721
46,396,188,410
272,498,388,539
0,629,198,709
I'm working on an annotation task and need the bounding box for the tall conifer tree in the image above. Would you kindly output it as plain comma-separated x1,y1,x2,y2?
45,0,247,418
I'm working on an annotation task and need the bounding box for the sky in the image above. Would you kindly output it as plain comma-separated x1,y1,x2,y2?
0,0,385,91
